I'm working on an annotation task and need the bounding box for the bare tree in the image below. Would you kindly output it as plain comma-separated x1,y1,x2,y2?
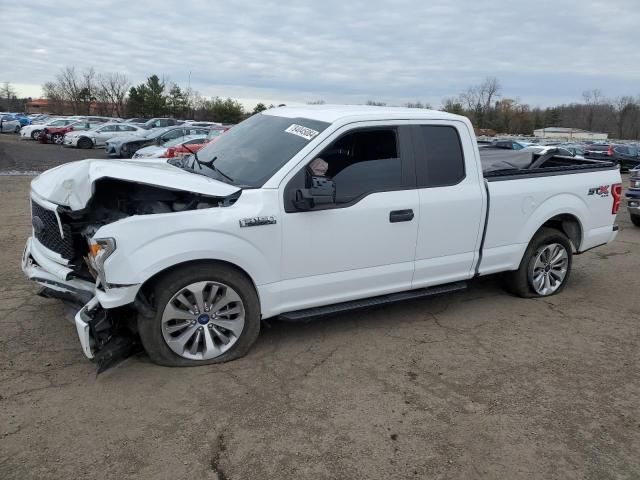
0,82,17,110
97,72,130,117
405,101,432,109
612,96,637,139
582,89,604,131
56,66,83,113
42,81,65,114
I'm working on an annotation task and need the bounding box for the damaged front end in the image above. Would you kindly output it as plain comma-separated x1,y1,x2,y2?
23,164,241,370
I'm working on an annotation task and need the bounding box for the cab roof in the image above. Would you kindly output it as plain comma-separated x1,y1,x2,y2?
262,104,466,124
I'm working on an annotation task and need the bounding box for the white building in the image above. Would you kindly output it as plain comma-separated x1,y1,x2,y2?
533,127,608,141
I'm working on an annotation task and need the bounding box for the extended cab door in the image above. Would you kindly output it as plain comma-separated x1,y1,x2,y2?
278,123,419,313
410,122,485,288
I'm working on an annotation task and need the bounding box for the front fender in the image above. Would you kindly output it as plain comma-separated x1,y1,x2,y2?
95,201,281,290
103,229,277,288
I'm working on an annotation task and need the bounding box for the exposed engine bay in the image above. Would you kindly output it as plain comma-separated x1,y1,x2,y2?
57,178,239,279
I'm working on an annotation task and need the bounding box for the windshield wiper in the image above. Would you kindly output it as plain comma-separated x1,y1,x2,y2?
185,150,235,183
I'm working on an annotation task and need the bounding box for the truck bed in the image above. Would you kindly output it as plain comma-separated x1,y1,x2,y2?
480,147,617,180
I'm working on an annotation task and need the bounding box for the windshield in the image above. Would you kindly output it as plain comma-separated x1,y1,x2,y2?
179,113,329,187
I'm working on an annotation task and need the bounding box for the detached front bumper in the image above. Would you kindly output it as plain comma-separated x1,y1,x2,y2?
22,237,140,359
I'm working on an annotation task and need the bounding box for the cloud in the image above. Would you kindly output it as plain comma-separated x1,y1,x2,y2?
1,0,639,107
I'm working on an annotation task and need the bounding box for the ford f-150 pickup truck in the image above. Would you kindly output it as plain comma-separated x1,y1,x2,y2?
22,106,622,368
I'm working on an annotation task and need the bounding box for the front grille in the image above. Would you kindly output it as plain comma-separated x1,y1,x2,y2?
31,201,75,260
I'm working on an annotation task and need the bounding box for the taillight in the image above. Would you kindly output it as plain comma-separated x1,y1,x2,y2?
165,147,175,158
607,145,614,156
611,183,622,214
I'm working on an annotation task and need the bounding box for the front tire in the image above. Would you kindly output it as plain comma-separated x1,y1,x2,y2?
137,263,261,366
52,133,64,145
31,129,41,140
77,137,93,149
631,214,640,227
505,228,573,298
120,144,131,158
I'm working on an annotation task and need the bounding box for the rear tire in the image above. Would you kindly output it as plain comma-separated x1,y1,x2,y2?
631,214,640,227
504,228,573,298
137,263,261,367
52,133,64,145
31,129,41,140
14,125,20,133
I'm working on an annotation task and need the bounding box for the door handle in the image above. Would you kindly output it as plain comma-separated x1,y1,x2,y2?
389,209,414,223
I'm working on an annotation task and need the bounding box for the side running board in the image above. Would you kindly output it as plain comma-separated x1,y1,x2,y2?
279,281,467,321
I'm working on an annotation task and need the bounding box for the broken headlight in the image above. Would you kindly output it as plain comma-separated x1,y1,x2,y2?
88,238,116,287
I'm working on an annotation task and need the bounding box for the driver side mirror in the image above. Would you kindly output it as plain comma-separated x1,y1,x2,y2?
293,176,335,211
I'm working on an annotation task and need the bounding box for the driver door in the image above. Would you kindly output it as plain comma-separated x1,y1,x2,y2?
278,122,419,313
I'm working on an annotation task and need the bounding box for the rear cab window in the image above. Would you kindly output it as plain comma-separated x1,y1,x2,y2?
412,125,466,187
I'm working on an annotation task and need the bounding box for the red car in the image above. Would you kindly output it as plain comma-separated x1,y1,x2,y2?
166,127,228,158
39,121,98,145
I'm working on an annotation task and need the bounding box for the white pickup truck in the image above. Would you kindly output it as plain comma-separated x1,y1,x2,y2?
22,106,622,368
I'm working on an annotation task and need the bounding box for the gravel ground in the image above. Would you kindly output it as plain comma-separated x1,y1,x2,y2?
0,134,639,479
0,132,108,174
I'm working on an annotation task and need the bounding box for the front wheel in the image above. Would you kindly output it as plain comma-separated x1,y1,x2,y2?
77,137,93,149
631,214,640,227
137,264,261,366
52,133,64,145
31,129,41,140
119,144,131,158
505,228,573,298
14,125,20,133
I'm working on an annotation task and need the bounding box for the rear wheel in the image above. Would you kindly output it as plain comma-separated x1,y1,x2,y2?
631,214,640,227
77,137,92,149
31,129,41,140
137,264,261,366
14,125,20,133
505,228,573,298
52,133,64,145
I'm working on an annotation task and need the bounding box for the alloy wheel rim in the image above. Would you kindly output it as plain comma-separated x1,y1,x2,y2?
161,281,245,360
529,243,568,295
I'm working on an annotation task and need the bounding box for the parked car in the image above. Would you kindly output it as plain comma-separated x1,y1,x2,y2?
106,126,211,158
63,123,147,149
124,117,148,126
11,113,32,127
492,139,532,150
143,118,182,129
39,121,101,145
626,167,640,227
21,106,622,368
184,121,222,128
0,114,21,133
584,144,640,171
20,118,77,140
131,135,208,159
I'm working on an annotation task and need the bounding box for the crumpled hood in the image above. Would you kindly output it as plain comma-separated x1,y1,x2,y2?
31,158,241,210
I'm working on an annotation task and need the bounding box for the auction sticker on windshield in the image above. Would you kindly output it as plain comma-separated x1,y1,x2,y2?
285,124,320,141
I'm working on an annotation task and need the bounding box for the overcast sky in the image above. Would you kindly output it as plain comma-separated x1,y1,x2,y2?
2,0,640,109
